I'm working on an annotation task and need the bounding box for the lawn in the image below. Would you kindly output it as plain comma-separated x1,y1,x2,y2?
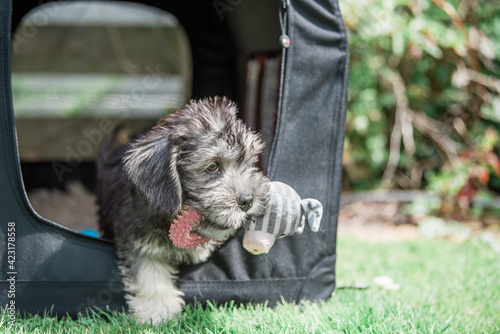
2,237,499,333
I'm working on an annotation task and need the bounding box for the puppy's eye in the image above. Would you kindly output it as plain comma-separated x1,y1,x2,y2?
206,162,219,173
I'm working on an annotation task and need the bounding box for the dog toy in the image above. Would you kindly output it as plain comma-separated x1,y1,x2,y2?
169,207,210,249
243,181,323,255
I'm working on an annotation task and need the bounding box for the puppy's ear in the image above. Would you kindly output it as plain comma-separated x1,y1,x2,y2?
123,127,182,216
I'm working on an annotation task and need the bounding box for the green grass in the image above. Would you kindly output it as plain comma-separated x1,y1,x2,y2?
2,237,499,333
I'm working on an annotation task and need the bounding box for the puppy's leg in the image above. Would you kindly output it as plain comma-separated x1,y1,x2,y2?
121,257,185,324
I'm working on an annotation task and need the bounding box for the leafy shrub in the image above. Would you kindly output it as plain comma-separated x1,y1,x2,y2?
339,0,500,199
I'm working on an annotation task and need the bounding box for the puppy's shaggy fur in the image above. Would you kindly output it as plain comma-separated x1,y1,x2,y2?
96,97,269,324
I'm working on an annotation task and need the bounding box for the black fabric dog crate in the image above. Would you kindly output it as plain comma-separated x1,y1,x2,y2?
0,0,348,317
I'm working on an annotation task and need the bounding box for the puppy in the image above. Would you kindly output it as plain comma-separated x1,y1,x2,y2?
95,97,269,324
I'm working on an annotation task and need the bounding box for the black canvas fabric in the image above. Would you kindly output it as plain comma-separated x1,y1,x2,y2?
0,0,348,317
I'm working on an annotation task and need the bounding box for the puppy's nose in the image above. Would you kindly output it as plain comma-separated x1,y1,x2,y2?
237,194,253,211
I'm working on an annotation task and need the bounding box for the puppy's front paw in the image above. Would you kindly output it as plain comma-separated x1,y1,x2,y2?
129,290,184,325
122,259,185,325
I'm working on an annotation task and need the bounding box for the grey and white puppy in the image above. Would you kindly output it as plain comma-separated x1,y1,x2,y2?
96,97,269,324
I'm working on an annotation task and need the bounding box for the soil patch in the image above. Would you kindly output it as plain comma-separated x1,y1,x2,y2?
338,201,420,241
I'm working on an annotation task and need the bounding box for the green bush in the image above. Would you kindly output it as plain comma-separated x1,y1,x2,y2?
339,0,500,199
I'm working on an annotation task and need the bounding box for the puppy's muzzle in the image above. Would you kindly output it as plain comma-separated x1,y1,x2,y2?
237,194,253,212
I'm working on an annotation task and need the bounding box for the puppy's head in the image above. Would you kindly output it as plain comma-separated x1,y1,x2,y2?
124,97,269,242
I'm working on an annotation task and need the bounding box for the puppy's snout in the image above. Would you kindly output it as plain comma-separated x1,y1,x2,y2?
237,194,253,211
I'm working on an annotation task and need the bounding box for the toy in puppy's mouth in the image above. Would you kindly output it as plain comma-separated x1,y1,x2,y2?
169,207,211,249
243,181,323,255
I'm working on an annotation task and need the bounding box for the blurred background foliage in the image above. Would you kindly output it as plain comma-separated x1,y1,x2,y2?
339,0,500,209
